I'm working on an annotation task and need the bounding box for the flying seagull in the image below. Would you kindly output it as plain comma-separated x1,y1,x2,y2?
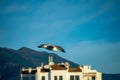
38,44,65,53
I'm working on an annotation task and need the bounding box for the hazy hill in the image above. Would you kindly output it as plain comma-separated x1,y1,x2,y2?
0,47,120,80
0,47,78,80
102,73,120,80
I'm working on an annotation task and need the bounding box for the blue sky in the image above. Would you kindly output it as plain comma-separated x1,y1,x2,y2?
0,0,120,73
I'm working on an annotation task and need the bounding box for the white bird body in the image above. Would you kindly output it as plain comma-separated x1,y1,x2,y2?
53,47,58,51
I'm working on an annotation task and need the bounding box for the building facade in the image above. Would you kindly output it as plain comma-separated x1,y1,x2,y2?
20,56,102,80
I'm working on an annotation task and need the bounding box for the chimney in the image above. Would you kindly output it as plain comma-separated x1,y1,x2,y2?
48,55,54,65
48,56,51,64
28,67,32,73
41,62,44,68
65,62,70,70
51,56,53,62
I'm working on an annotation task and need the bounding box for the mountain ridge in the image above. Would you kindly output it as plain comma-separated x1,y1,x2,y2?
0,47,120,80
0,46,78,80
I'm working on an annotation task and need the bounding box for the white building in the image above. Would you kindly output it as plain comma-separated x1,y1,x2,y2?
20,56,102,80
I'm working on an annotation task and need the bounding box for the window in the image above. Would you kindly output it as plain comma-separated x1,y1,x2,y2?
92,76,95,80
31,76,35,80
42,76,45,80
70,75,74,80
54,76,57,80
23,77,29,80
75,76,79,80
59,76,63,80
70,75,80,80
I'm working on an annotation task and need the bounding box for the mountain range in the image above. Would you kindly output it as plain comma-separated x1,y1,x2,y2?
0,47,120,80
0,47,78,80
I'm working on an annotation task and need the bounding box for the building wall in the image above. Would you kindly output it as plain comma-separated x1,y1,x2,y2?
82,72,102,80
96,72,102,80
21,68,102,80
21,74,35,80
21,65,102,80
39,72,49,80
68,72,82,80
36,67,41,80
51,70,68,80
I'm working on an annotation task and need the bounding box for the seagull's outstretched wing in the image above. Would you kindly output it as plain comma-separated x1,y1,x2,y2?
54,45,65,53
38,44,44,48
